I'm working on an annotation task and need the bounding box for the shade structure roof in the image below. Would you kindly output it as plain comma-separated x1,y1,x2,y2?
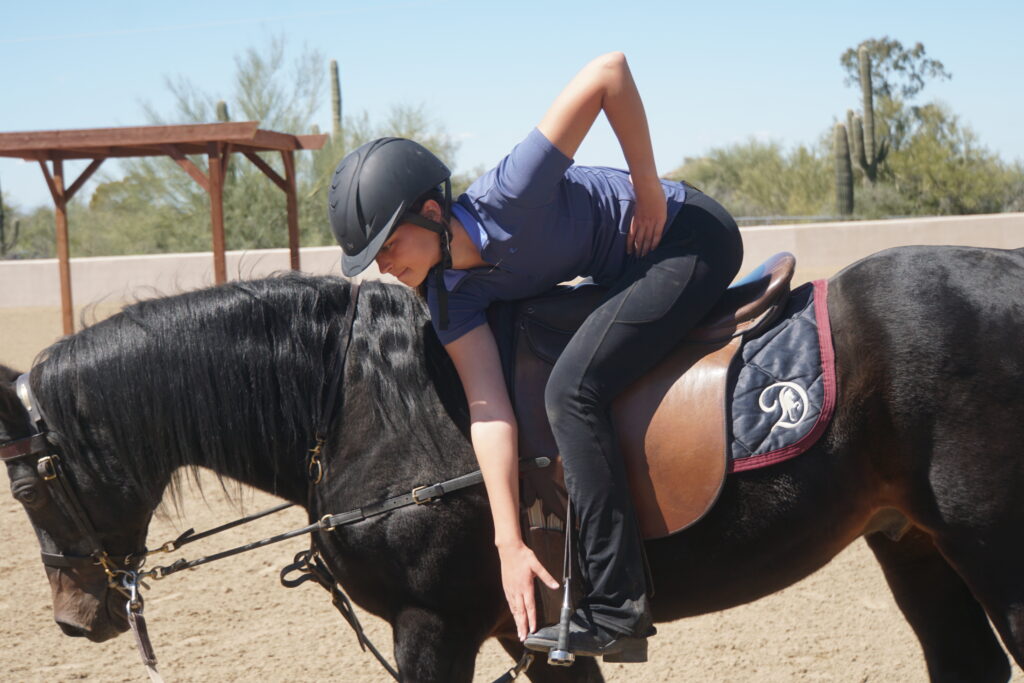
0,121,325,160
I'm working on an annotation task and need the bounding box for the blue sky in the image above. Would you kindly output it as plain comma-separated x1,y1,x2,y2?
2,0,1021,210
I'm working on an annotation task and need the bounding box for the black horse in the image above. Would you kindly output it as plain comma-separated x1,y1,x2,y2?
3,244,1024,682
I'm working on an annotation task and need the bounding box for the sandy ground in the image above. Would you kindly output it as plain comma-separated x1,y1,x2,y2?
1,307,1021,682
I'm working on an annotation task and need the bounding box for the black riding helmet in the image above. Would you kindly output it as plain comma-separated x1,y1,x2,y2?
329,137,452,277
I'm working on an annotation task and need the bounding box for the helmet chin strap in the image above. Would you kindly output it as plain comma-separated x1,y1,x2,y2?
403,179,453,330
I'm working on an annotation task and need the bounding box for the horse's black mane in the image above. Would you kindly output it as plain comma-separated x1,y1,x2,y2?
31,273,465,507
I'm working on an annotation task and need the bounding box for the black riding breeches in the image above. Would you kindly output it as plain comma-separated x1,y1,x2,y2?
544,188,743,635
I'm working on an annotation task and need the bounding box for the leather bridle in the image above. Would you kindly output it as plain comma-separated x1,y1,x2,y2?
1,374,146,588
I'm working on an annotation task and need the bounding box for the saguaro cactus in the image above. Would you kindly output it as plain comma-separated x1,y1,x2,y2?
849,45,889,184
0,178,20,257
833,124,854,216
330,60,342,140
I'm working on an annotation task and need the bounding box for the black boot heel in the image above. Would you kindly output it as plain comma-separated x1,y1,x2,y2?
603,637,648,663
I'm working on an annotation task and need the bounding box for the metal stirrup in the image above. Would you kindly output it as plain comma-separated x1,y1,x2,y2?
548,499,576,666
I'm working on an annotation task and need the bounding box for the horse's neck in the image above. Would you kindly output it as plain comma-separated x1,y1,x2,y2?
324,330,475,506
193,453,309,506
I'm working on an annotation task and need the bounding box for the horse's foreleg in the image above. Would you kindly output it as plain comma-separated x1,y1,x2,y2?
392,607,480,683
496,636,605,683
865,527,1010,682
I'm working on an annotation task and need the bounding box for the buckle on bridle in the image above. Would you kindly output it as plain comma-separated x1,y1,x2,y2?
307,438,325,484
37,454,59,481
411,485,434,505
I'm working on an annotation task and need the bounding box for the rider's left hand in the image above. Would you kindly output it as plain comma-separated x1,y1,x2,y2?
628,175,668,258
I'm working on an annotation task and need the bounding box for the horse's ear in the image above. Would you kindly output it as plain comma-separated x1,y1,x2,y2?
0,365,31,440
0,364,22,385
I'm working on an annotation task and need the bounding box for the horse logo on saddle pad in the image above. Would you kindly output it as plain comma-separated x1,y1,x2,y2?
759,382,809,430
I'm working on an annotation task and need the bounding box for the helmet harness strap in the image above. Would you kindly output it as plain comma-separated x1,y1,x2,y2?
403,178,453,330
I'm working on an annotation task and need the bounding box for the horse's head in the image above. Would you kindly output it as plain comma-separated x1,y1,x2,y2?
1,364,152,642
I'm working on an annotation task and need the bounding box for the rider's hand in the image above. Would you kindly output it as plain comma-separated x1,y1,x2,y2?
628,174,668,258
497,542,560,641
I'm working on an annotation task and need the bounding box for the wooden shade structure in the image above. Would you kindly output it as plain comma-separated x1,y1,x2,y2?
0,122,328,333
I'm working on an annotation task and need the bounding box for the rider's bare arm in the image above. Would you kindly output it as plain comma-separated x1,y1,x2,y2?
446,324,557,639
538,51,668,256
446,324,520,547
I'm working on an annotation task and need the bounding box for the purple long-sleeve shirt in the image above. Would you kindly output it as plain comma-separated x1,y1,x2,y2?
427,128,687,344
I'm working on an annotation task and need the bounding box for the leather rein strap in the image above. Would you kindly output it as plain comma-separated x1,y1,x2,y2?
145,456,550,579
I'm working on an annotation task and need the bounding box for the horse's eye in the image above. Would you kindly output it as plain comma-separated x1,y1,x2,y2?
14,485,40,506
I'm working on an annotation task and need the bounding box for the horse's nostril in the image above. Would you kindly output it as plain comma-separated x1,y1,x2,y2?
57,621,89,638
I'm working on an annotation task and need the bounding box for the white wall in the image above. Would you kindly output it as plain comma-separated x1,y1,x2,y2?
738,212,1024,283
2,213,1023,309
1,247,346,309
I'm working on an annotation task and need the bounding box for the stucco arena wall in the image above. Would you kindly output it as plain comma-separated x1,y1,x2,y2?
737,211,1024,283
1,212,1022,311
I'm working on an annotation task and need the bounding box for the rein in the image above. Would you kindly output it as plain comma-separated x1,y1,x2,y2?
1,281,542,681
141,458,549,581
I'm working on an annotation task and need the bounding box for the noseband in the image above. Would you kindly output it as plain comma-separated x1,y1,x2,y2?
1,373,145,585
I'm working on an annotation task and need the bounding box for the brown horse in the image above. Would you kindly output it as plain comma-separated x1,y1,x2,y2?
3,244,1024,681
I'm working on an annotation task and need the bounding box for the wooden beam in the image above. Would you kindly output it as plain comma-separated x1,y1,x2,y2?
0,122,261,154
221,143,233,185
207,143,227,284
242,150,288,193
64,158,105,201
295,133,329,150
20,147,115,161
249,129,307,152
161,144,210,192
282,150,300,271
0,127,328,161
37,160,62,204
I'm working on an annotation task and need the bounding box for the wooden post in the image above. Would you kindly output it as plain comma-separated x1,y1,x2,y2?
53,160,73,335
38,159,73,334
282,150,300,271
207,143,226,284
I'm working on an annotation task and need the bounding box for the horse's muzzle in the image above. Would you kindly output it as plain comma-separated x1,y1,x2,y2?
48,566,129,642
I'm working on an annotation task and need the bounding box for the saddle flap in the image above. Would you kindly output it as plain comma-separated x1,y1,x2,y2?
511,313,741,540
611,336,737,537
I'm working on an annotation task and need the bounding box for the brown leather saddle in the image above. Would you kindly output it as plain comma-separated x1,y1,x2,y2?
488,252,797,618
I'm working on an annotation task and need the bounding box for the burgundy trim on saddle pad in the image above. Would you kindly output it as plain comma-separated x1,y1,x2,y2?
728,279,836,472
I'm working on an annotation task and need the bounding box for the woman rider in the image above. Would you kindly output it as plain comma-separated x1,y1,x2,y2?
328,52,743,661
